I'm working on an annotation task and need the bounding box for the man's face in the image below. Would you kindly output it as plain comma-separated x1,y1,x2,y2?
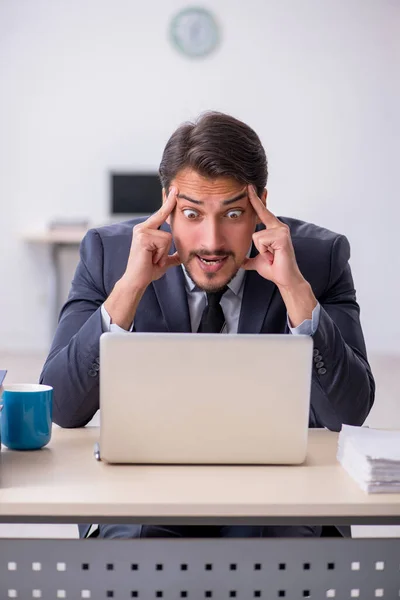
164,168,266,292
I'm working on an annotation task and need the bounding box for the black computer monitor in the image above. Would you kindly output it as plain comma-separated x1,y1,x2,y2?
111,173,162,215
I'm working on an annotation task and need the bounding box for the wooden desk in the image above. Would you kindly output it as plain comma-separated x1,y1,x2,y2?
1,428,400,525
22,230,88,245
1,428,400,598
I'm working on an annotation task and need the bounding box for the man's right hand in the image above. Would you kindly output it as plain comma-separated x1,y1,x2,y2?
104,186,180,330
123,186,181,290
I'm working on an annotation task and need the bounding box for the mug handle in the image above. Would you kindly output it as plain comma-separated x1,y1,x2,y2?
0,369,7,409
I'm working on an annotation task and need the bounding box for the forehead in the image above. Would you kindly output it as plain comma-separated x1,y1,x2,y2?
172,168,246,200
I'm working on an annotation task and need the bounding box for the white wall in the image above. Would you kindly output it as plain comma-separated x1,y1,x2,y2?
0,0,399,354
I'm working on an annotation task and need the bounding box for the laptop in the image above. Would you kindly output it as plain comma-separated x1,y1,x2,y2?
99,333,313,465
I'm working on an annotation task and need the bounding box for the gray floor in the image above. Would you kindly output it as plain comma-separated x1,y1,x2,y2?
0,350,399,539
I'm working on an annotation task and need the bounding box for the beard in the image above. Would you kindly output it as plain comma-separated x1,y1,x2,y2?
183,249,239,293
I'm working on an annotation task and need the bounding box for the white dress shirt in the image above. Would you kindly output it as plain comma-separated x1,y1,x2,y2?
101,266,320,335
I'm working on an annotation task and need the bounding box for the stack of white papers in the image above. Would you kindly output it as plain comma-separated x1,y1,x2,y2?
337,425,400,493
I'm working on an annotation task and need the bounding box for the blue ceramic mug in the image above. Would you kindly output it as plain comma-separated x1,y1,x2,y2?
0,384,53,450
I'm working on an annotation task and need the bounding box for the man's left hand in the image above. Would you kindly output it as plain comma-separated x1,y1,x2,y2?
242,185,305,289
242,186,318,327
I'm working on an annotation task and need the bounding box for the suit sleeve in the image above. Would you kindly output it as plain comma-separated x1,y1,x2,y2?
40,229,108,428
309,235,375,430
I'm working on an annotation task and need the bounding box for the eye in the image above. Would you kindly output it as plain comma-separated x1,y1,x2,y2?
226,210,243,219
182,209,199,220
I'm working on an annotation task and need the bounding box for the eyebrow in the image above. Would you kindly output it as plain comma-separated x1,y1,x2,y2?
177,191,248,206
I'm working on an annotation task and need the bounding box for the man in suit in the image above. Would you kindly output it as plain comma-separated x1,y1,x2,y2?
41,112,375,539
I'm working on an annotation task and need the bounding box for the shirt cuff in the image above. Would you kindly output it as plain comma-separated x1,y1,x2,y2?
100,304,134,333
287,302,321,336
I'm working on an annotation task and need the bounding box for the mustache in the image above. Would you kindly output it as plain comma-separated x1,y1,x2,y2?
188,249,235,259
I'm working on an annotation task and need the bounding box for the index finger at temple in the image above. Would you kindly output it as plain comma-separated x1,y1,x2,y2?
145,186,178,229
247,185,279,228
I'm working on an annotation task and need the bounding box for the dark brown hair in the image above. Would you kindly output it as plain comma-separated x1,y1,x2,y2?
159,112,268,197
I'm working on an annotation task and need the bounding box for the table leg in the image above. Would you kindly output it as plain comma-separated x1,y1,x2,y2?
50,243,61,334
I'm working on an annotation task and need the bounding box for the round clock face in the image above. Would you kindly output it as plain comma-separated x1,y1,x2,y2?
170,7,220,58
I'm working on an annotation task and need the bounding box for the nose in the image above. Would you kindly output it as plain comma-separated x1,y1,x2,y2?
200,218,226,251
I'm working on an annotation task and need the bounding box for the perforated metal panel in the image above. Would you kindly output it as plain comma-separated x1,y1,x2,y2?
0,538,399,599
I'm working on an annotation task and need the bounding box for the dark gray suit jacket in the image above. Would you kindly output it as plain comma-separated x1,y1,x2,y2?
41,216,375,431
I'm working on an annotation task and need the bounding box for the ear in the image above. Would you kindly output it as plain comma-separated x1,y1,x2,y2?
261,188,268,206
162,188,172,225
255,189,268,224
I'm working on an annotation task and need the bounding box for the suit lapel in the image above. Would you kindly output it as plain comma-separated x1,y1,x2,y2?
238,270,277,333
238,234,278,333
152,232,191,333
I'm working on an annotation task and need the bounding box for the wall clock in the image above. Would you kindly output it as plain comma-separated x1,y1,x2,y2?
169,7,220,58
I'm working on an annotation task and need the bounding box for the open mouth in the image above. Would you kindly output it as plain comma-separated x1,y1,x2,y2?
196,255,228,273
199,257,225,265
